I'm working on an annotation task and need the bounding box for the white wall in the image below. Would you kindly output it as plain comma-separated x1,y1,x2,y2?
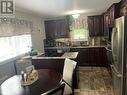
15,11,46,53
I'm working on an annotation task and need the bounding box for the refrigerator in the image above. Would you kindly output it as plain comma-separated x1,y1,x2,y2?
111,16,127,95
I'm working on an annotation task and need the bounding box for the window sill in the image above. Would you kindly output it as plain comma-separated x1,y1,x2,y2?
0,53,29,65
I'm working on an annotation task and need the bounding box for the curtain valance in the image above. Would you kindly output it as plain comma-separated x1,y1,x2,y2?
71,17,88,30
0,18,33,37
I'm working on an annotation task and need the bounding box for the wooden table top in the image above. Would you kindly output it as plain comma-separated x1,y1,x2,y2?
0,69,62,95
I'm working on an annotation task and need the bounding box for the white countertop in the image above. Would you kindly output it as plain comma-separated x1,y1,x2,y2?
61,52,78,58
32,52,78,59
45,45,107,49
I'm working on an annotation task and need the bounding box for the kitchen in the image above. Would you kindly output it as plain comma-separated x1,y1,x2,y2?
0,0,127,95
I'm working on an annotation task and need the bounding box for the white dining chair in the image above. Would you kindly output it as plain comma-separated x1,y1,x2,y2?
62,58,77,95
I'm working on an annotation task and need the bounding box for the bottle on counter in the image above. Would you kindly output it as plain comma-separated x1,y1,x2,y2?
21,71,27,82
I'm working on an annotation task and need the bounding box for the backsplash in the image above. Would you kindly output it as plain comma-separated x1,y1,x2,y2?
55,38,89,47
89,37,107,46
44,37,107,47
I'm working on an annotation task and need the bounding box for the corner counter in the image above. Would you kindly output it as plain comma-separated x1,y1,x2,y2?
32,52,78,74
32,52,78,59
44,45,107,49
61,52,78,59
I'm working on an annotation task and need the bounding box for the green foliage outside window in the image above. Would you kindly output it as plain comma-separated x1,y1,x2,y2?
66,15,88,41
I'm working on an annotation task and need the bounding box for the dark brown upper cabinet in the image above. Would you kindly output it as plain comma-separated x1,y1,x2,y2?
44,19,69,39
45,20,55,39
103,3,120,39
120,0,127,16
88,15,103,37
103,12,109,37
107,3,120,28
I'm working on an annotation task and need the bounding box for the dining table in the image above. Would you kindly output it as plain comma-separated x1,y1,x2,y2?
0,69,62,95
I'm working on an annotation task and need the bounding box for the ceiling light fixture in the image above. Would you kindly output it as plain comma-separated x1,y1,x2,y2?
72,14,80,19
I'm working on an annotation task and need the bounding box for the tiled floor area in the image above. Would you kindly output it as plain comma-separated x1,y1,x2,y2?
75,67,114,95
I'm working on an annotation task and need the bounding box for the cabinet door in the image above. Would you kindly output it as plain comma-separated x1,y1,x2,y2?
57,19,69,38
108,6,115,27
89,48,101,66
88,15,103,37
45,19,69,39
97,48,106,66
77,47,107,66
51,21,58,38
78,48,90,66
100,15,104,36
88,17,94,36
104,12,109,37
89,47,107,66
45,21,57,39
107,3,120,27
94,16,100,36
45,21,52,38
89,48,95,66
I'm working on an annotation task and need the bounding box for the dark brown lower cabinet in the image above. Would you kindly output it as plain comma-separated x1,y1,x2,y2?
32,59,65,74
70,47,107,66
77,48,90,66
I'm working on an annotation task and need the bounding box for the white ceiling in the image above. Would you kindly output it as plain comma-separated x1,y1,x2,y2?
15,0,121,19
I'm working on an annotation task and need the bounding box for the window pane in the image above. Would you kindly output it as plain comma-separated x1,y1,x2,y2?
0,37,13,61
13,34,32,55
0,34,32,62
70,17,89,41
73,28,88,41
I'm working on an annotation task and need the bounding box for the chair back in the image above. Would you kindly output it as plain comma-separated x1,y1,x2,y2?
41,82,65,95
63,58,77,87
